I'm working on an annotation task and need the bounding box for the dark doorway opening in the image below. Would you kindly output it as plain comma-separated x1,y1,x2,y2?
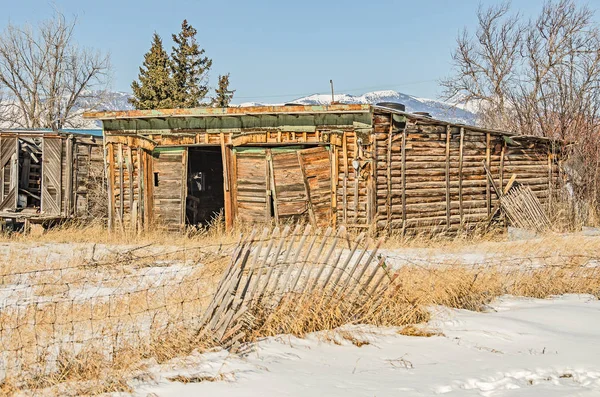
186,147,224,226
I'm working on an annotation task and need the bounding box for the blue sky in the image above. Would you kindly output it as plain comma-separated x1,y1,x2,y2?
2,0,598,103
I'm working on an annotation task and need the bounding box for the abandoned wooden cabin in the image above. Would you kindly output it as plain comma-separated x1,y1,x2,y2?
0,130,104,224
84,104,565,234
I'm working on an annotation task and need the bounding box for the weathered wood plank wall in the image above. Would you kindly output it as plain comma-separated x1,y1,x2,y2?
100,107,563,234
371,111,561,234
0,132,103,219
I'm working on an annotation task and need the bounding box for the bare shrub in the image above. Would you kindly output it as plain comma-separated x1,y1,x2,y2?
442,0,600,221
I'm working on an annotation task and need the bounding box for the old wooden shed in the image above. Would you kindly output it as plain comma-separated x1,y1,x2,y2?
0,130,104,223
84,104,564,233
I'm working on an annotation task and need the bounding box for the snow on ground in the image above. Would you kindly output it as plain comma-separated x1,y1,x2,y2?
131,294,600,397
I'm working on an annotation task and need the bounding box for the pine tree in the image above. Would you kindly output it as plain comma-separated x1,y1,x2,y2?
171,20,212,108
211,74,235,107
129,33,174,110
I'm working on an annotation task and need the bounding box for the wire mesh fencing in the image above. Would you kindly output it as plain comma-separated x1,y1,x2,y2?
0,226,599,390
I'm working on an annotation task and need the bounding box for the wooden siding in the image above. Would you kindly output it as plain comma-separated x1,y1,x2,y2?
0,137,18,211
233,149,269,223
371,112,562,233
271,150,309,221
298,147,332,226
152,149,186,230
41,137,62,216
0,132,103,220
100,108,565,234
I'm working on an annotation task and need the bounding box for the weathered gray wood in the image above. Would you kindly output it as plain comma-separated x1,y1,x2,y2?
289,227,322,292
309,226,345,293
299,226,333,295
445,125,451,229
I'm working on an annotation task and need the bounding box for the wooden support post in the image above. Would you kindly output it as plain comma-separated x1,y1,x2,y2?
117,143,125,232
181,148,188,231
231,149,238,224
136,148,143,234
126,146,134,230
548,142,553,211
342,131,348,224
445,125,451,229
485,132,491,217
500,141,506,193
331,144,338,228
106,143,115,232
65,135,73,217
220,133,233,231
386,115,393,234
265,149,272,222
401,128,407,235
268,150,279,224
458,127,464,231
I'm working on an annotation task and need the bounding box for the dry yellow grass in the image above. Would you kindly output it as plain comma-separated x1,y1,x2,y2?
0,223,598,395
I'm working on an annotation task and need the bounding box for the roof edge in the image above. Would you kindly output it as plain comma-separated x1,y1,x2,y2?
83,104,372,120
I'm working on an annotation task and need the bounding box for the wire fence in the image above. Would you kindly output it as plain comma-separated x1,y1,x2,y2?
0,226,599,389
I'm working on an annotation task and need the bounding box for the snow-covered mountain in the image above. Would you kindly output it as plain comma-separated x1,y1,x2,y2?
238,90,477,125
0,90,478,128
65,90,480,126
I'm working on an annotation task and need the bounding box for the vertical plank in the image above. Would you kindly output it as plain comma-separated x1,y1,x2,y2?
548,143,553,211
65,135,73,216
146,150,155,228
220,133,233,231
486,132,491,217
458,127,465,231
224,146,234,231
331,144,338,228
127,146,134,230
117,143,124,230
342,131,348,224
297,151,317,227
386,115,393,234
265,149,272,222
220,132,229,191
231,149,238,223
106,143,115,231
500,141,506,193
181,148,188,231
401,128,407,235
136,147,144,233
268,150,279,224
445,125,451,229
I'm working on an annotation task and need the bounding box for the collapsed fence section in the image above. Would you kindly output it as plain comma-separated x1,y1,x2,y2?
200,225,391,349
0,227,599,392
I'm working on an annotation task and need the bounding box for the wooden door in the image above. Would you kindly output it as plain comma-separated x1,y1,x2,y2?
234,148,270,223
0,137,18,211
270,149,310,222
152,148,187,230
298,147,332,226
41,137,63,216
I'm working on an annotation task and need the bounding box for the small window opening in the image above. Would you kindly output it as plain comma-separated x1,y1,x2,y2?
154,172,159,187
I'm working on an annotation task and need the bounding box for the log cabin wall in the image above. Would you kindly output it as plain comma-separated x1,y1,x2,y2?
372,109,563,234
87,105,565,234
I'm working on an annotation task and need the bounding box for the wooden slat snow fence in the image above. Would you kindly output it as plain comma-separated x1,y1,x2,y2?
200,224,390,349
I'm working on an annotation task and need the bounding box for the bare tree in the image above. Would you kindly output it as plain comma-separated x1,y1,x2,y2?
0,11,111,129
442,0,600,139
442,0,600,216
